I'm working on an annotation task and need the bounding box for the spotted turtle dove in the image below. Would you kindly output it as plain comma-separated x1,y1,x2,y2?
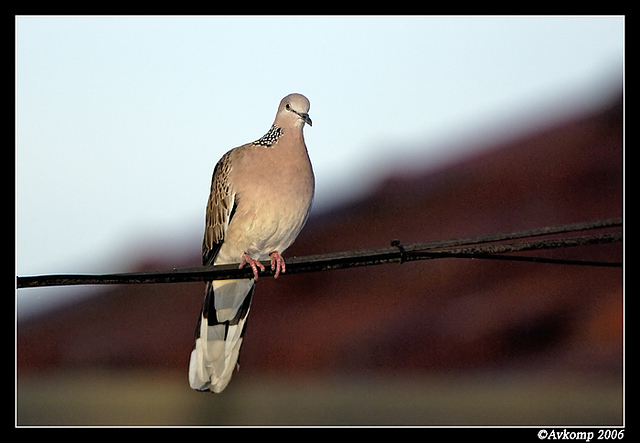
189,93,314,393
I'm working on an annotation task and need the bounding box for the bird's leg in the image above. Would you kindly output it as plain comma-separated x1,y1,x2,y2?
239,253,265,280
269,251,286,279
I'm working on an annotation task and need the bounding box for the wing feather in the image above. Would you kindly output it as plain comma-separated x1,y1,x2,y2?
202,150,236,266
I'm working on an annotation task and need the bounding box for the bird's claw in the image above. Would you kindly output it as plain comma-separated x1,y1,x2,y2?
269,251,286,278
239,253,266,280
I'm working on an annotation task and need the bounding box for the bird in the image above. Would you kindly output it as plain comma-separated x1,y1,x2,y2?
189,93,315,393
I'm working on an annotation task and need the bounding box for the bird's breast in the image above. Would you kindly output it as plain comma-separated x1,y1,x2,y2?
219,148,314,261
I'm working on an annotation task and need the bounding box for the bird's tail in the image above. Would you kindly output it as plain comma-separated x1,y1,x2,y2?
189,278,255,393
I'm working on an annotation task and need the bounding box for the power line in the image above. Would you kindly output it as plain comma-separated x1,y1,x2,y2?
16,218,622,289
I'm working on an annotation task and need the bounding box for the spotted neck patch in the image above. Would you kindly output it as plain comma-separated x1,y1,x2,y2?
252,125,283,147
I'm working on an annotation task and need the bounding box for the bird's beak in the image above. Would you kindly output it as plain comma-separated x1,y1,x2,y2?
297,111,312,127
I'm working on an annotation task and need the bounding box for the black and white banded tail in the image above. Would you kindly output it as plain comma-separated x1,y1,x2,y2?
189,279,255,393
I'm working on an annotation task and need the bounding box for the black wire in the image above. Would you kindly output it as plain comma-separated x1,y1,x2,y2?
16,219,622,289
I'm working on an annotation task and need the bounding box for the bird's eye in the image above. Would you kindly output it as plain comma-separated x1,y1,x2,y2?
285,103,291,110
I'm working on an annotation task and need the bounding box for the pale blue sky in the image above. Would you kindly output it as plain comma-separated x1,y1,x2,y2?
16,16,623,314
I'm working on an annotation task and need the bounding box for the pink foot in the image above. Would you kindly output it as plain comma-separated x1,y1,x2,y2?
239,253,265,280
270,251,286,279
